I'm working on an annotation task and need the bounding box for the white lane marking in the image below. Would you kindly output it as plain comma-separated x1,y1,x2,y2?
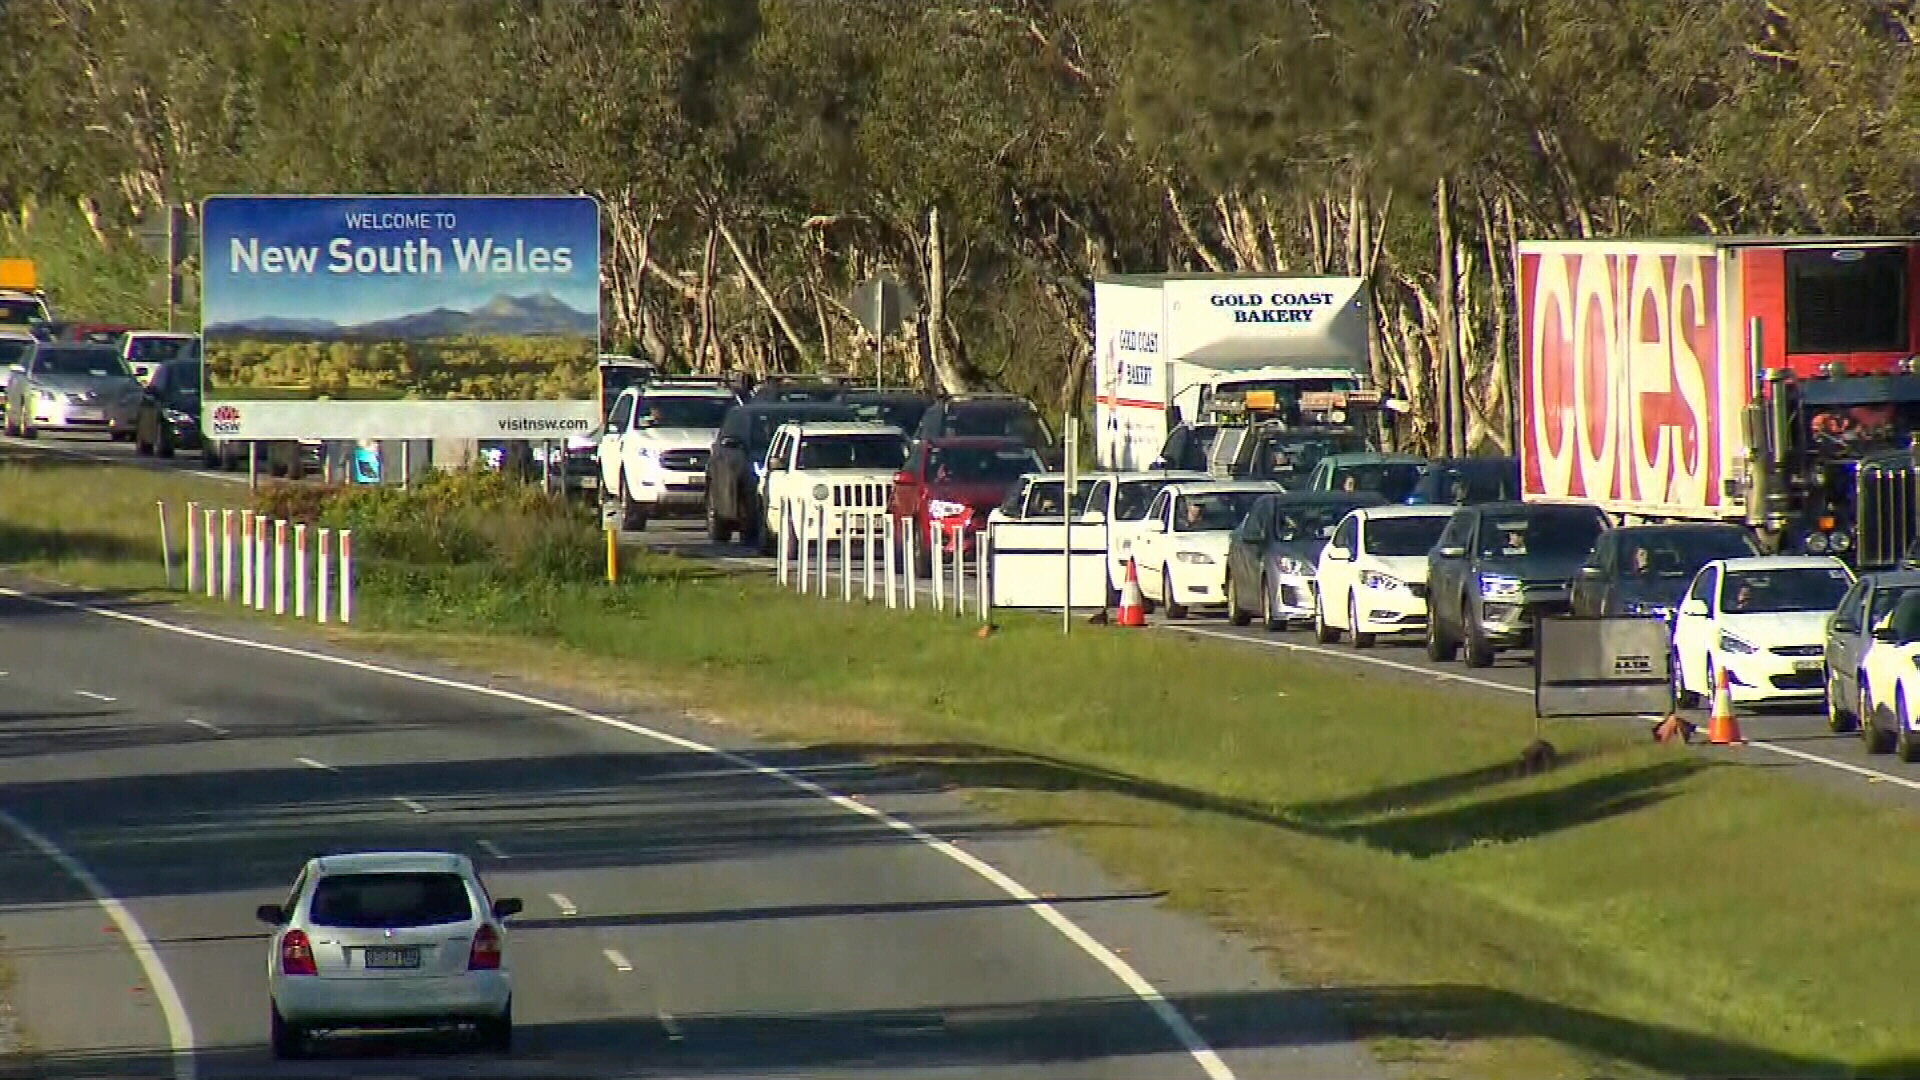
391,797,428,814
603,948,632,972
0,671,9,677
0,809,197,1080
548,893,577,916
74,689,116,702
0,434,245,484
182,717,227,737
477,839,508,860
295,756,336,772
658,1010,684,1041
1,585,1240,1080
1171,623,1920,792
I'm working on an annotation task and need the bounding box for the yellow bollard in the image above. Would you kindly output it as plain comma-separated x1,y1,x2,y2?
606,525,619,583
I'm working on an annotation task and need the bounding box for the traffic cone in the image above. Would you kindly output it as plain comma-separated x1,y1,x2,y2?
1116,557,1147,627
1707,667,1744,745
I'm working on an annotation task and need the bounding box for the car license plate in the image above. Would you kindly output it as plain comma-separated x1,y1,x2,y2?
69,408,101,422
1794,659,1824,673
362,946,420,969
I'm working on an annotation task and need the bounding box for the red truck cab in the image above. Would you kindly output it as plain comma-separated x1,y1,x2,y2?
891,436,1045,570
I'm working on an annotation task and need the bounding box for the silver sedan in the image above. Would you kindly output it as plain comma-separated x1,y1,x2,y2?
3,342,143,440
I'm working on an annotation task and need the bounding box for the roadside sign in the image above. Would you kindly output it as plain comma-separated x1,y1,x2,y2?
1535,615,1675,718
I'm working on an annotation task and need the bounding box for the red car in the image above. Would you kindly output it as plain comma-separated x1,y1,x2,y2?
891,436,1046,571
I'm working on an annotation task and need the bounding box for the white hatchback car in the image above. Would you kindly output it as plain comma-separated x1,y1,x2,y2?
258,851,522,1058
1313,504,1456,646
1672,555,1855,707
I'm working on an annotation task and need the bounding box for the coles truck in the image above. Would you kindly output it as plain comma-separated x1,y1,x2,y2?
1517,236,1920,567
1093,274,1379,470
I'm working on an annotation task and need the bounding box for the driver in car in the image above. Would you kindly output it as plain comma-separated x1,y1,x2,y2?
1183,500,1207,528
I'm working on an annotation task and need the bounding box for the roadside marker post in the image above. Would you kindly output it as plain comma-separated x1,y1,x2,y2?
977,528,990,622
903,517,917,611
294,524,308,619
816,505,830,598
605,524,618,584
863,512,877,602
156,501,175,590
253,519,268,611
317,529,331,625
239,511,255,607
883,515,898,609
775,499,790,586
339,529,353,624
183,501,199,594
795,501,809,593
273,520,288,615
840,509,853,603
204,507,218,599
221,509,235,602
931,522,946,612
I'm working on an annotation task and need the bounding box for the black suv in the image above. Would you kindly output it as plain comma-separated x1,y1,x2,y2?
1568,522,1760,619
1425,500,1611,667
705,401,858,546
133,357,203,458
916,393,1055,461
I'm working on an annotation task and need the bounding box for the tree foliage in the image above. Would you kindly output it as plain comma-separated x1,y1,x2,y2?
5,0,1915,451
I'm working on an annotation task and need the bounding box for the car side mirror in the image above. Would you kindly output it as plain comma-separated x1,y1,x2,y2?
1149,459,1168,470
895,470,915,485
255,903,286,926
1078,511,1106,525
1324,546,1352,562
1680,599,1710,617
7,363,21,374
491,897,524,919
717,434,743,449
1578,564,1603,577
1436,544,1467,559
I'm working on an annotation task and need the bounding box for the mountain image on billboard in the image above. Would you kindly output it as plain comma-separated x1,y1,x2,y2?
199,195,600,403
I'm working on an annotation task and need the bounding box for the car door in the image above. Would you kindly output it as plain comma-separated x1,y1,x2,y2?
760,429,791,518
600,390,636,492
1570,534,1614,616
1672,564,1720,694
1316,513,1361,626
1229,499,1270,598
1135,490,1173,598
1427,510,1475,631
1826,579,1869,714
891,444,926,520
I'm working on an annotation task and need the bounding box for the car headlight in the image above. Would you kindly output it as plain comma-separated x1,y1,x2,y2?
812,483,830,501
1361,570,1405,591
1621,599,1673,619
1175,551,1215,564
34,388,57,404
928,500,968,519
1909,653,1920,672
1478,574,1523,600
1275,555,1314,577
1718,631,1759,655
1830,530,1854,553
1806,531,1830,553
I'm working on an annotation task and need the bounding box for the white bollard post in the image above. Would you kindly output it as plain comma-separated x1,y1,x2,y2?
221,509,236,602
317,529,332,625
864,512,877,602
273,520,288,615
240,511,255,607
294,524,309,619
254,520,269,610
840,508,853,603
884,514,898,610
185,501,200,594
978,527,990,621
816,504,830,598
338,529,353,624
903,517,917,611
156,501,175,590
776,498,791,585
931,521,946,612
796,500,810,593
951,525,965,618
204,507,218,598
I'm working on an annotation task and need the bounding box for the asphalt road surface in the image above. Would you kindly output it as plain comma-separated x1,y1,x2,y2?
0,576,1388,1079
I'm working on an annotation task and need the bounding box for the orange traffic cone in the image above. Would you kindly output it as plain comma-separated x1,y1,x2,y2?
1707,667,1744,745
1115,557,1147,627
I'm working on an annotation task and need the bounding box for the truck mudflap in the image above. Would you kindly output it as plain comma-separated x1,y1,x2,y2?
1855,459,1920,569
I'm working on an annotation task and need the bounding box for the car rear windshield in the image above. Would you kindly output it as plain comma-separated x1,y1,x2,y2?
1333,462,1424,501
637,395,732,429
1870,584,1920,626
1364,515,1451,556
927,445,1041,483
1478,508,1607,557
308,872,473,929
1115,479,1172,520
1019,478,1098,517
949,404,1050,445
797,433,908,470
847,398,929,432
1423,461,1520,503
128,336,195,362
1721,567,1853,614
1618,529,1757,578
0,298,46,325
33,348,128,378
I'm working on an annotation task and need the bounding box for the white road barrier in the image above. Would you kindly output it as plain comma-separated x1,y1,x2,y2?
240,511,255,608
765,499,994,623
294,524,308,619
183,501,199,594
169,505,351,625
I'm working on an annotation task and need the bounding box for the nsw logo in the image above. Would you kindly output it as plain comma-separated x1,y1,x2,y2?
209,404,243,437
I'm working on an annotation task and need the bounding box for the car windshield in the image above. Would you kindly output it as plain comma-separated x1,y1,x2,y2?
1721,567,1853,614
1115,479,1173,521
307,872,472,929
1021,478,1099,517
797,433,908,470
1270,500,1369,542
848,398,930,432
1424,461,1520,504
127,336,195,362
1365,515,1451,556
1478,508,1607,557
927,445,1041,483
33,348,128,378
1175,491,1266,532
1618,530,1757,579
950,404,1050,445
1870,585,1920,627
0,298,47,326
1333,462,1424,501
637,395,732,429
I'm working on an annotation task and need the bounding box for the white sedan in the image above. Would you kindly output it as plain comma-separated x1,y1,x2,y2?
1312,504,1455,646
1672,555,1855,707
1132,480,1284,618
258,851,522,1058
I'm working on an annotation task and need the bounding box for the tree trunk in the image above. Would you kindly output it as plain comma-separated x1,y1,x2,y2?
694,227,718,373
1435,176,1458,457
923,205,970,394
716,217,810,365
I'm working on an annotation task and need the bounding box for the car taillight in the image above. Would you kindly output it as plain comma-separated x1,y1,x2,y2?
468,924,501,970
280,929,317,976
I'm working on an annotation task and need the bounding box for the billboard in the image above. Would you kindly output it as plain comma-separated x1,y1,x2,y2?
199,194,601,440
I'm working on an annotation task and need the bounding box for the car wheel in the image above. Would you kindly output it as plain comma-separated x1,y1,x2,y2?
156,425,174,459
1674,649,1702,709
1425,602,1459,662
1826,674,1856,733
269,1003,307,1060
1313,595,1340,644
18,419,33,440
707,501,733,545
1862,680,1894,753
1260,576,1284,633
135,423,153,456
1900,692,1920,764
1348,594,1375,649
1462,600,1494,668
1162,568,1188,620
476,999,512,1054
620,486,647,532
1226,572,1251,626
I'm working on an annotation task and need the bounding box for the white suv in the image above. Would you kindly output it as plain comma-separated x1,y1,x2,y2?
258,851,522,1058
759,422,909,551
599,380,737,530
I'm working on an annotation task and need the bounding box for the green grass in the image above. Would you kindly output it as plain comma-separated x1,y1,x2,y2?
5,449,1920,1079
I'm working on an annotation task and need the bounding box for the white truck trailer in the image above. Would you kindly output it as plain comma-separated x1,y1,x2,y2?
1092,274,1378,470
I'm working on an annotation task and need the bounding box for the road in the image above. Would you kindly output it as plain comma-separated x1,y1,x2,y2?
0,575,1388,1079
15,431,1920,802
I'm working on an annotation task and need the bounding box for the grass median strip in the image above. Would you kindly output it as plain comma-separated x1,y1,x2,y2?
5,450,1920,1079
